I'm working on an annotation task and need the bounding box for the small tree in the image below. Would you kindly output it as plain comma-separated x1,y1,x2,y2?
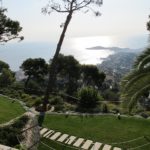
0,68,15,87
0,8,23,43
78,86,102,112
43,0,103,107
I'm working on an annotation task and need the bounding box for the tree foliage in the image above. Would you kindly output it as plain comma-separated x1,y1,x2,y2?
0,8,23,43
56,54,80,95
0,68,15,87
0,60,14,87
78,86,102,111
81,65,105,88
20,58,48,88
0,60,9,72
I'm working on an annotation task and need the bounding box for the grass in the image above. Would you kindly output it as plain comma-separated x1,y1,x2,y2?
42,114,150,150
0,96,25,124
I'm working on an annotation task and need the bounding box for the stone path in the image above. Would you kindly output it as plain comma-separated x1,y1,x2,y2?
73,138,84,147
82,140,93,149
65,135,77,145
57,134,69,142
0,144,18,150
102,144,111,150
50,132,61,140
40,128,122,150
91,142,103,150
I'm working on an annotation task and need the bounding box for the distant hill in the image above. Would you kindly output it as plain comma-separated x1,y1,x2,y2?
97,48,143,82
87,46,143,53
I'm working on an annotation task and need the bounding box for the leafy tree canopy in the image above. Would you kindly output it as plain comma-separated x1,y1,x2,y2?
21,58,48,79
0,8,23,43
56,54,80,79
0,60,9,72
0,68,15,87
81,65,106,88
20,58,48,88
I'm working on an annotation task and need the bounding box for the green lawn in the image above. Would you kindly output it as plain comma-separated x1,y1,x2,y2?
42,114,150,150
0,96,25,124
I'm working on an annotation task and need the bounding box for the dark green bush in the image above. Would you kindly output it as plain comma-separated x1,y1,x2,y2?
101,103,109,113
50,96,64,105
77,87,103,112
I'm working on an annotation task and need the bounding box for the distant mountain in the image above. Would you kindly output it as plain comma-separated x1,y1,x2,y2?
97,51,140,82
87,46,143,53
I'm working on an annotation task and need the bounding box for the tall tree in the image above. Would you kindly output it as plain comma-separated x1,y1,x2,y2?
43,0,103,105
0,8,23,43
20,58,48,89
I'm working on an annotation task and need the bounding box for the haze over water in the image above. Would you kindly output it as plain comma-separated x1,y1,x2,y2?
0,35,148,71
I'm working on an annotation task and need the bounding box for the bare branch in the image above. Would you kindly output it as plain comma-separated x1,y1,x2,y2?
0,35,24,43
72,0,92,11
51,6,69,13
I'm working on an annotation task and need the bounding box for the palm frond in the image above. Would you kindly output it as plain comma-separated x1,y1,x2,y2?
128,84,150,112
134,47,150,68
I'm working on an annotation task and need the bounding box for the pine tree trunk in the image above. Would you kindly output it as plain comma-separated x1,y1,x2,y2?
43,11,73,109
25,75,31,89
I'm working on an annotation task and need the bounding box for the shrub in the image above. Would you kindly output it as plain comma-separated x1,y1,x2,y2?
101,103,109,113
64,103,76,111
77,87,103,112
50,96,64,105
140,112,149,119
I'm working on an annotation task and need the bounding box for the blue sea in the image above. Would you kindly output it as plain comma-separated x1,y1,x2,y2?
0,35,148,71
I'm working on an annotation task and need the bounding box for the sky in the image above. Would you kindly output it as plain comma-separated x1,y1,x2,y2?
0,0,150,70
3,0,150,42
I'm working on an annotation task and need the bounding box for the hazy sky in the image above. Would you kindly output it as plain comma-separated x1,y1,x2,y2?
3,0,150,42
1,0,150,71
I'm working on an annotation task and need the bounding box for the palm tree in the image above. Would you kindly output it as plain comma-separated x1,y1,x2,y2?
121,15,150,112
121,47,150,112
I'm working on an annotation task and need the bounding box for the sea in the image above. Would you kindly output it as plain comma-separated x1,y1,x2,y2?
0,35,148,71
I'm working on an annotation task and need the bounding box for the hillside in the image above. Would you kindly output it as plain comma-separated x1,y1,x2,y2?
97,52,139,82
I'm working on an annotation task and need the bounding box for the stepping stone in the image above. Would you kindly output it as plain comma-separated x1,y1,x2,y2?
57,134,69,142
65,136,77,145
50,132,61,140
0,144,18,150
40,128,48,136
102,144,111,150
73,138,84,147
113,147,121,150
91,142,102,150
82,140,93,149
43,130,54,138
46,130,55,138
